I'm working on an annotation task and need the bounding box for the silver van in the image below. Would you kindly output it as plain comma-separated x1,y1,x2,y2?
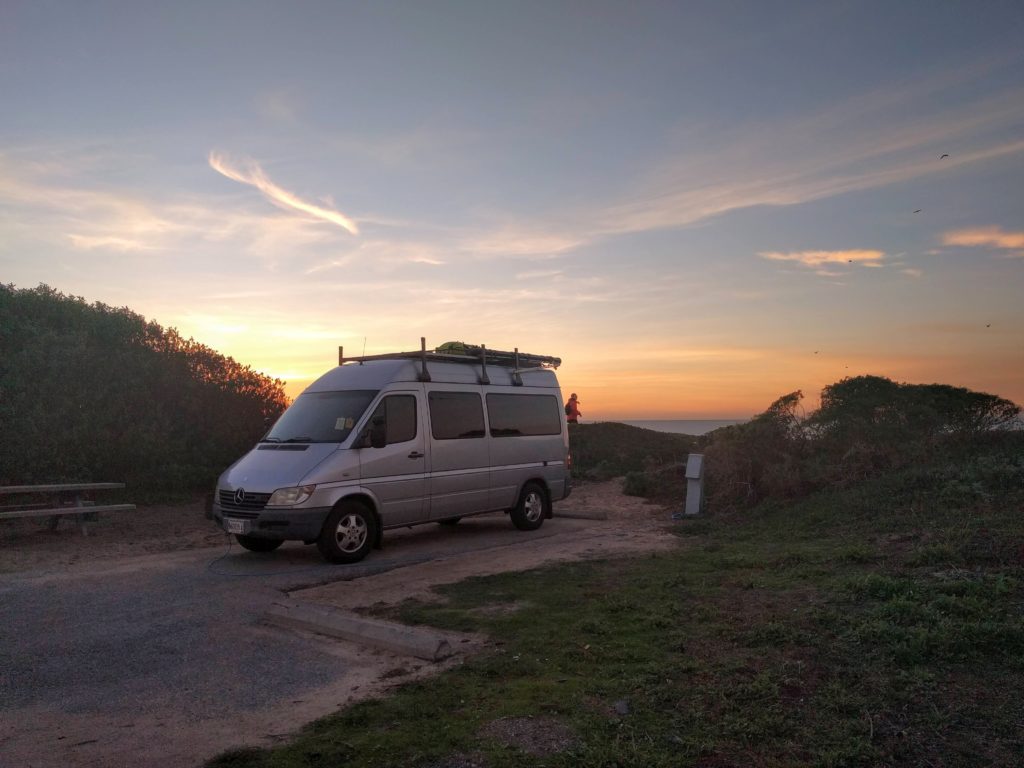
210,341,571,563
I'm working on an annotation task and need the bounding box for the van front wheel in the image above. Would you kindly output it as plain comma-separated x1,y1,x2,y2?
511,483,548,531
317,501,376,564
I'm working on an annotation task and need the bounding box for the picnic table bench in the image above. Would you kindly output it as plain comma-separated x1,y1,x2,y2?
0,483,136,535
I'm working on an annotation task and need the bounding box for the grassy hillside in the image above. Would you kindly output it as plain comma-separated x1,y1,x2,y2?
207,433,1024,767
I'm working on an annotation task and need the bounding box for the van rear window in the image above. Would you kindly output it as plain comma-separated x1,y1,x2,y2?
486,394,561,437
428,391,485,440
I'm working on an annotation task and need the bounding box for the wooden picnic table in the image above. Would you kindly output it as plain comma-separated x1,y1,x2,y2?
0,483,136,535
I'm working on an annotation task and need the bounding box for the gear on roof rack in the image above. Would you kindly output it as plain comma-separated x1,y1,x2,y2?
337,337,560,386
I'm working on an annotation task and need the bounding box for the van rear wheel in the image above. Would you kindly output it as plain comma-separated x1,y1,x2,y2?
235,535,283,553
511,482,548,531
317,501,376,564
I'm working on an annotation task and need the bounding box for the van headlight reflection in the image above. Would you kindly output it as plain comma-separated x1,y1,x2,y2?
267,485,316,507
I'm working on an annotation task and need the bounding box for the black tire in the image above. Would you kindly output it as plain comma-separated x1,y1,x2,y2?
235,535,283,553
317,500,377,564
437,517,462,526
511,482,548,531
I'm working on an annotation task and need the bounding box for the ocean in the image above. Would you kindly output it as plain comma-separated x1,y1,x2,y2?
586,419,746,436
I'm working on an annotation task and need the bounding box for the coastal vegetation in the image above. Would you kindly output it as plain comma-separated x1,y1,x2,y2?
702,377,1020,511
0,284,287,496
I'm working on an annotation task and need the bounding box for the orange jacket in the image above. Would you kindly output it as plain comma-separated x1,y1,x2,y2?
566,398,581,420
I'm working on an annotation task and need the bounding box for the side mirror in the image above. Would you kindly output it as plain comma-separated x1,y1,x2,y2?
369,417,387,449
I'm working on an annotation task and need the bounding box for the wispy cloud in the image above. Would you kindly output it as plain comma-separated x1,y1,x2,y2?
529,70,1024,250
458,227,585,259
208,151,359,235
68,233,156,251
901,268,924,278
516,269,564,280
758,249,886,268
942,226,1024,252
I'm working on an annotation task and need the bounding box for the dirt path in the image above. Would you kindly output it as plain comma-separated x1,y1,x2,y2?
0,498,221,574
303,480,676,611
1,480,678,767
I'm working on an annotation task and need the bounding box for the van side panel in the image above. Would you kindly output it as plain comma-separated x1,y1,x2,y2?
425,386,491,518
488,436,566,508
485,390,567,508
356,387,428,526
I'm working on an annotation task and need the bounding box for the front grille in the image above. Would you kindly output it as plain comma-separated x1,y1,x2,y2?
218,490,271,514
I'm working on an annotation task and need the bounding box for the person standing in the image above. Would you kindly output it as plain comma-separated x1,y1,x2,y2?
565,393,581,424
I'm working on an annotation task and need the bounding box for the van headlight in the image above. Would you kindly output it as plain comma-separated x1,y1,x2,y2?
267,485,316,507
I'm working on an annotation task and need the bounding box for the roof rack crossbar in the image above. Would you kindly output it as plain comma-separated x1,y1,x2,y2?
512,348,523,386
418,337,431,382
338,340,560,372
479,345,490,385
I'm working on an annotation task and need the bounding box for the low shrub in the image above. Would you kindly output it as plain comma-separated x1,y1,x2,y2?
622,471,651,497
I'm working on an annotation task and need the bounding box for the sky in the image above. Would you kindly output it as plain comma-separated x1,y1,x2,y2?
2,0,1022,418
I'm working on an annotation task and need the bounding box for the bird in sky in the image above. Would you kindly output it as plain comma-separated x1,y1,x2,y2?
986,323,991,328
940,153,949,159
814,351,819,355
914,209,922,213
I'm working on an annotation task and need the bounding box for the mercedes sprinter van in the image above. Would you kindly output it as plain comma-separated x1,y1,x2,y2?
210,342,571,563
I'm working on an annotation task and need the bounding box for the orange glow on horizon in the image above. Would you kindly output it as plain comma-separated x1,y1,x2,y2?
266,348,1023,419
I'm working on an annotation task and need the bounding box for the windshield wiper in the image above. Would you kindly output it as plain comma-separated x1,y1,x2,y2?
283,436,313,443
260,437,282,443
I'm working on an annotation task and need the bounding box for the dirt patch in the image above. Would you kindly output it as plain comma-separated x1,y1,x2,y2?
0,498,222,574
418,752,489,768
478,715,576,756
469,601,529,617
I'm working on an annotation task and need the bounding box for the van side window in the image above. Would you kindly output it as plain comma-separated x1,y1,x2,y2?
368,395,417,444
486,394,561,437
428,391,485,439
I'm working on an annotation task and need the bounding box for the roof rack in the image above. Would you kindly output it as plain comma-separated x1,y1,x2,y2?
337,338,561,386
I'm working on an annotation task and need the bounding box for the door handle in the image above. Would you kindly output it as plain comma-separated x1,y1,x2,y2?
408,451,424,459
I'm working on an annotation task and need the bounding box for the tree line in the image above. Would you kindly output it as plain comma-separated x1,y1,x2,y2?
0,284,289,495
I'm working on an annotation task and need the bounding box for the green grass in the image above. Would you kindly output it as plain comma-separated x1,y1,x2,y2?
208,436,1024,767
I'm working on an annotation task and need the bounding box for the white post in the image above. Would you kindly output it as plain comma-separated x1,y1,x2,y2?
684,453,704,516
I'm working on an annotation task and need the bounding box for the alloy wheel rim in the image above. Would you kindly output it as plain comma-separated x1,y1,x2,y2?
524,492,543,522
335,514,368,552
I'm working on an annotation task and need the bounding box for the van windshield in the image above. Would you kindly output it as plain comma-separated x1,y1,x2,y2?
263,390,378,444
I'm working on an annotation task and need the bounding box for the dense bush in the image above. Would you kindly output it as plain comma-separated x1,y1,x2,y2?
0,284,288,495
704,375,1021,512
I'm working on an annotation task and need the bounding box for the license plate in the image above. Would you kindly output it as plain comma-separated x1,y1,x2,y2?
225,518,247,535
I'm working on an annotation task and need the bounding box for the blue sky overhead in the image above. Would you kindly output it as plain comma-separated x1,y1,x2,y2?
2,1,1022,416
